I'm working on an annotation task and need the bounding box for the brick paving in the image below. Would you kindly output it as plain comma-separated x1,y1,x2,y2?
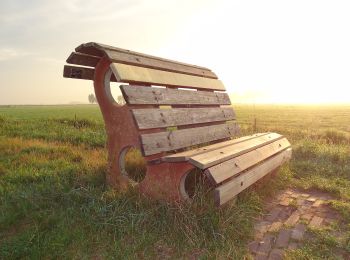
248,188,341,259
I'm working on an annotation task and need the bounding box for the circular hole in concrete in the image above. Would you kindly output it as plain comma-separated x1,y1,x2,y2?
110,82,126,105
180,168,211,200
119,147,147,183
104,68,126,106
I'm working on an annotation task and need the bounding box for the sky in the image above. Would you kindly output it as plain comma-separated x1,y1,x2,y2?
1,0,350,105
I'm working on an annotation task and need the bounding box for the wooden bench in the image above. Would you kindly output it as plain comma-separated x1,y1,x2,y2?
63,42,292,206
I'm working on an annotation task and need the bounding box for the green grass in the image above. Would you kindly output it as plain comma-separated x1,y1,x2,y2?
286,229,343,260
1,104,350,259
0,105,105,148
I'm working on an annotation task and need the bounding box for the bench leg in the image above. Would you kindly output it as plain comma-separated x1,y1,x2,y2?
94,57,141,190
139,162,195,201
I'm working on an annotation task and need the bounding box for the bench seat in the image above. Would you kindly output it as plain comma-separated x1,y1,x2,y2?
164,132,291,206
214,148,292,205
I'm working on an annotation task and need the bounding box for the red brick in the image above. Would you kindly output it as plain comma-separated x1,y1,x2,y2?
324,210,339,220
297,199,306,206
284,211,300,226
317,207,329,214
254,221,270,239
279,197,292,206
269,221,283,232
323,218,334,225
255,221,270,232
309,216,323,228
276,193,287,201
257,234,274,255
316,212,327,219
290,192,299,199
268,249,285,260
266,208,282,222
291,223,306,241
248,241,260,254
277,210,288,221
307,197,317,202
312,200,323,207
288,242,299,250
298,206,309,214
256,254,268,260
318,194,332,200
275,229,291,248
301,213,313,222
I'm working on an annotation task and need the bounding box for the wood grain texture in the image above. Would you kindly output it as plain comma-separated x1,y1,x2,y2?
120,85,231,105
105,50,217,79
132,107,236,129
205,138,291,184
189,133,284,169
111,63,225,91
163,133,268,162
66,52,100,67
215,148,292,206
141,122,240,156
76,42,217,78
77,42,209,69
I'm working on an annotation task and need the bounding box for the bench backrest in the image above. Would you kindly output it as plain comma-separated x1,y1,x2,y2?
63,42,239,157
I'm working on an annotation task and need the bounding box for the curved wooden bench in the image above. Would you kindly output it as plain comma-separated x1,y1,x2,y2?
63,42,292,206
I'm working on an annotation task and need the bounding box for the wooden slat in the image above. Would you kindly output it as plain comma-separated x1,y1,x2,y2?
63,65,117,82
141,122,240,156
163,133,268,162
77,42,209,69
111,63,225,91
120,85,231,105
63,65,95,80
105,50,217,79
206,138,291,184
66,52,100,67
215,148,292,206
189,133,284,169
132,107,235,129
76,42,218,78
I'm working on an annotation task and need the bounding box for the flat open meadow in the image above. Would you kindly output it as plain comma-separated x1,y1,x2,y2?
1,104,349,259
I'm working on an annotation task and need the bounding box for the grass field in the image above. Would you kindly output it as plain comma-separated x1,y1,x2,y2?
0,104,349,259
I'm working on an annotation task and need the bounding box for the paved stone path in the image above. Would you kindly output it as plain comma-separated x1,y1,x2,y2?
248,188,341,259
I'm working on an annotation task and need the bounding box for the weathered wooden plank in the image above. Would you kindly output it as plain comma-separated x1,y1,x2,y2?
205,138,291,184
77,42,209,69
132,107,235,129
76,42,218,78
120,85,231,105
111,63,225,91
63,65,95,80
215,148,292,206
75,43,105,57
189,133,284,169
141,122,240,156
163,133,268,162
66,52,100,67
105,50,217,79
63,65,117,82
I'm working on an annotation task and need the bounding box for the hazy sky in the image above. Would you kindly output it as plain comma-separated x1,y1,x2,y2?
1,0,350,105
